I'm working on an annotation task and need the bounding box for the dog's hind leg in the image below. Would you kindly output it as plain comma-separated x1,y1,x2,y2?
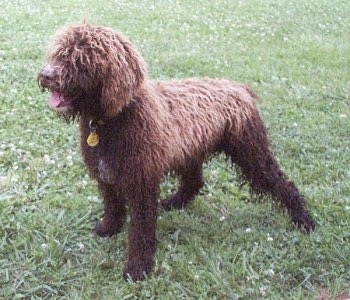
223,111,315,233
94,181,127,237
161,161,204,211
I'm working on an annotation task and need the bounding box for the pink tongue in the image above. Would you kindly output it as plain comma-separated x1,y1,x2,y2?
49,92,63,108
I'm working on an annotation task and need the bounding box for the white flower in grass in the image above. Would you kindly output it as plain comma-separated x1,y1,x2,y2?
245,228,252,233
87,195,99,202
260,286,267,296
266,268,275,277
267,233,273,242
79,179,88,188
66,155,74,166
43,154,55,165
77,242,85,253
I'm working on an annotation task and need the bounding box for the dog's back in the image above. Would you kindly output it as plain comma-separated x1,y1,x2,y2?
149,78,258,164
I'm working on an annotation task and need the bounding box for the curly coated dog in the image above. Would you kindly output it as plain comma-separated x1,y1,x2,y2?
38,23,315,281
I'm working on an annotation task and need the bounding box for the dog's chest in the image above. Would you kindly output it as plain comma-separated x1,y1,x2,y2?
79,121,120,183
82,144,123,184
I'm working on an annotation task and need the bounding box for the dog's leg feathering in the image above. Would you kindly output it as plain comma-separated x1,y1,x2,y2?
94,181,127,237
123,174,159,281
161,162,204,211
224,110,316,233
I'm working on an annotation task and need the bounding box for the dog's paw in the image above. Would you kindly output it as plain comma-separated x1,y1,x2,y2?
123,258,154,282
160,195,186,211
93,220,123,237
293,212,316,234
160,199,175,211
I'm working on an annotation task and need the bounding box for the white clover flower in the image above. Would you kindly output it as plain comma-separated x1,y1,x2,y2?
43,155,56,165
266,268,275,277
77,242,85,253
267,234,273,242
260,286,267,296
43,155,51,163
79,179,88,188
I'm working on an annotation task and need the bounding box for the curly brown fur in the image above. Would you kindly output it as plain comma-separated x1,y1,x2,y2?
38,23,315,281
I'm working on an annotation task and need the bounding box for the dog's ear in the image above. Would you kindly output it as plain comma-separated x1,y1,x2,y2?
100,34,146,118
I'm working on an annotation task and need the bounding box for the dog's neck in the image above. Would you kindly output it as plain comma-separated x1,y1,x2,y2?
86,118,105,148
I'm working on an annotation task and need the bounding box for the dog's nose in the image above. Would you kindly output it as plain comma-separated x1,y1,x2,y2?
40,65,56,81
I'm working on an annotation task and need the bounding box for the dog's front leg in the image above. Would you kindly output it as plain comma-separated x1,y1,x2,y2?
123,178,159,281
94,180,126,237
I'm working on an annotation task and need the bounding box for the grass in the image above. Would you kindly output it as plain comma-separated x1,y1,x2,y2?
0,0,349,299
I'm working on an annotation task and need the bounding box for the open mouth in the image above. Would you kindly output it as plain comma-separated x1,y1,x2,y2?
49,91,73,112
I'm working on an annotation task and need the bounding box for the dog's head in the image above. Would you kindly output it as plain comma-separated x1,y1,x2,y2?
38,23,146,120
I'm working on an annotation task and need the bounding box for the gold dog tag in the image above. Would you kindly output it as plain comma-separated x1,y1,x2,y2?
87,132,99,147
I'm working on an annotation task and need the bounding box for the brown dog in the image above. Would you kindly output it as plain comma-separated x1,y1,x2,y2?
38,23,315,281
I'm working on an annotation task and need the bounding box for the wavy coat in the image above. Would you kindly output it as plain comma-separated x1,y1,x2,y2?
38,23,315,281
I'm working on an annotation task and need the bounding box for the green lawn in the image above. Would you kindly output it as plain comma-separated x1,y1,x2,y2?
0,0,349,299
